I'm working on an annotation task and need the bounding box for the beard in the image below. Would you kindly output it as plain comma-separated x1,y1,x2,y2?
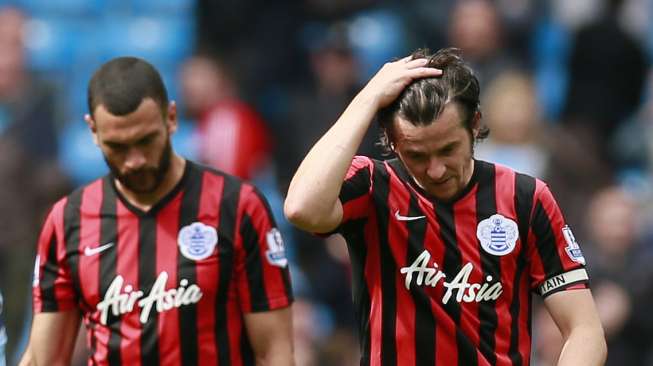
105,139,172,194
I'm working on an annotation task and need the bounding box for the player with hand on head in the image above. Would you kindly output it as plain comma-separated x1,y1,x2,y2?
20,57,294,366
284,48,606,365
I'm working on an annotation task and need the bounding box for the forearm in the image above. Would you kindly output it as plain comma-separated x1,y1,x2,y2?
285,92,378,231
258,345,295,366
18,345,35,366
557,324,606,366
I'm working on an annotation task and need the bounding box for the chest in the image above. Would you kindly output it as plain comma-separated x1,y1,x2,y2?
64,212,237,319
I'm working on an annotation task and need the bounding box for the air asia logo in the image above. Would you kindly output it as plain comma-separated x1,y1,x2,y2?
399,250,503,304
96,271,203,325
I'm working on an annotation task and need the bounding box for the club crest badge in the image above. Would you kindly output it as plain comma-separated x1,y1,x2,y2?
265,228,288,268
477,214,518,256
178,222,218,261
562,225,586,265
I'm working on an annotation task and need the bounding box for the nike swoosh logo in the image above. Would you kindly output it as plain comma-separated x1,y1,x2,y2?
84,242,115,256
394,210,426,221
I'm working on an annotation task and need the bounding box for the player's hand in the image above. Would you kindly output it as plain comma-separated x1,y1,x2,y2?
359,56,442,110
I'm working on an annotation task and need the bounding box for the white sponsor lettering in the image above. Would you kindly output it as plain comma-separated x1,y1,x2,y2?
96,271,203,325
400,250,503,304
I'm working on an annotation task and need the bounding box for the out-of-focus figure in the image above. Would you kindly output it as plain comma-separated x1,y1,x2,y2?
447,0,521,86
179,52,272,181
581,187,653,365
0,6,69,360
475,70,549,178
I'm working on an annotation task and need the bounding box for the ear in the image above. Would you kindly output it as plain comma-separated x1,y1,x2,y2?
166,101,178,135
471,111,482,139
84,114,99,146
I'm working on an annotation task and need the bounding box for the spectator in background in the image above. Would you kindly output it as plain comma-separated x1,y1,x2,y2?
562,0,647,171
0,6,69,359
475,70,550,178
179,52,272,181
581,187,653,365
0,290,5,366
447,0,522,87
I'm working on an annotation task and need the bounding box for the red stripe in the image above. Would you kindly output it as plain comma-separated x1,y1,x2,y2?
227,299,244,366
386,179,415,366
518,266,532,364
195,172,224,364
493,166,517,366
453,186,482,351
155,192,182,365
342,194,372,222
117,202,142,364
78,181,103,310
346,156,373,180
52,198,77,310
365,212,382,366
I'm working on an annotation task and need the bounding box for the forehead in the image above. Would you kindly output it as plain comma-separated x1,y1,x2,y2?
94,98,164,141
393,103,467,150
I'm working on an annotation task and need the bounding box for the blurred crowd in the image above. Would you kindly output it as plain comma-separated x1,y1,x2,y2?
0,0,653,364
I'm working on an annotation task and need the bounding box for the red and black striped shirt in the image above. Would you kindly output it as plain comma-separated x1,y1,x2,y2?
337,156,589,366
32,161,293,365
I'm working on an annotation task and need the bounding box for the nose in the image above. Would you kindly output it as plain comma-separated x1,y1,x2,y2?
426,157,446,181
124,148,147,171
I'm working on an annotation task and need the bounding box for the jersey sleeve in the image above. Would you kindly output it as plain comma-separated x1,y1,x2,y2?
32,199,78,313
338,156,374,227
235,184,293,313
527,183,589,298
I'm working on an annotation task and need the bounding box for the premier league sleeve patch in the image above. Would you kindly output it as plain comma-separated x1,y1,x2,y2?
562,225,586,265
265,228,288,268
178,222,218,261
477,214,519,256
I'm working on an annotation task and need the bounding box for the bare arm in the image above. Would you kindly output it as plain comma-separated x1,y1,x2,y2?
244,307,294,366
19,310,81,366
544,289,607,366
284,57,441,233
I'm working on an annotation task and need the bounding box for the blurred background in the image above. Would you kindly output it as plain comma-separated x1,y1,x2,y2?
0,0,652,364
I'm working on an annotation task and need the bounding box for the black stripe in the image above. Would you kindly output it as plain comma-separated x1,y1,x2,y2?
178,166,203,366
63,188,83,303
508,173,536,366
342,218,370,365
251,187,293,300
139,215,159,365
341,165,372,203
40,233,59,311
215,174,241,365
240,213,270,311
405,194,436,365
475,163,498,365
434,202,477,366
240,323,256,365
373,160,397,366
98,177,121,366
531,201,565,278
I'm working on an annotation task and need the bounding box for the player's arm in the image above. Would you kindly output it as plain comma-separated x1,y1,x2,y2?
284,57,441,233
544,289,607,366
244,307,294,366
19,310,81,366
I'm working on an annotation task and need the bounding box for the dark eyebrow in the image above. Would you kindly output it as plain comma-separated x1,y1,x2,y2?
104,131,159,147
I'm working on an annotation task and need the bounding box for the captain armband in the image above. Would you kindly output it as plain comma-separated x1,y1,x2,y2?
538,268,589,297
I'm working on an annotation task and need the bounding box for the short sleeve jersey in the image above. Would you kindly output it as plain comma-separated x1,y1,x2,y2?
32,161,293,365
336,156,588,366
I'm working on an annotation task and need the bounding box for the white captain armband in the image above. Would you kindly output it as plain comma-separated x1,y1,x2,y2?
538,268,589,297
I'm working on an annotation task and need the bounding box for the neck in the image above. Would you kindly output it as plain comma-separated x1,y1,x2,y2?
115,154,186,212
